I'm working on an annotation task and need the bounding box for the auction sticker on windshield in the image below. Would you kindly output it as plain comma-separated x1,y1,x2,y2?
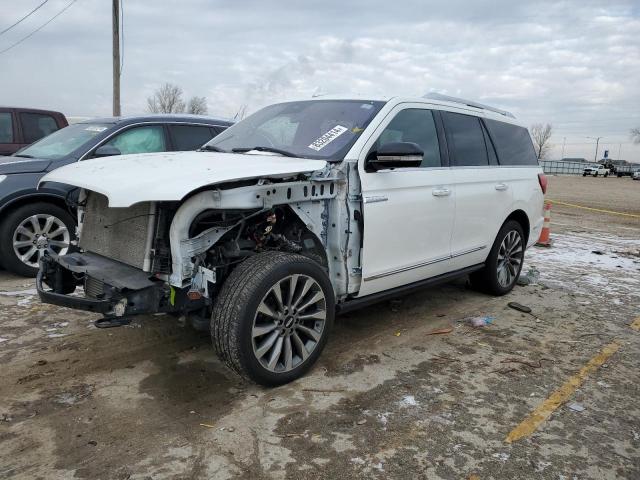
308,125,348,151
85,126,108,132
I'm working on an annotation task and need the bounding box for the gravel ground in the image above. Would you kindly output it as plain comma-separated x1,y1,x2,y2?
1,175,639,479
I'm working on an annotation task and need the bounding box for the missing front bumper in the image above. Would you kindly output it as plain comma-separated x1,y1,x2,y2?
37,252,173,318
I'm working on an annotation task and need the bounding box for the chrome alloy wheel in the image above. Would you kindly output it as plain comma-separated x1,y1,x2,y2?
496,230,523,288
252,274,327,373
12,214,70,268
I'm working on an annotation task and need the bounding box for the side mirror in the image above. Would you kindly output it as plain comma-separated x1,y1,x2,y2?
368,142,423,170
93,145,121,158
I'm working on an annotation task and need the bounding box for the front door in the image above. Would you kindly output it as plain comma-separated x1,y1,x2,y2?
358,106,455,297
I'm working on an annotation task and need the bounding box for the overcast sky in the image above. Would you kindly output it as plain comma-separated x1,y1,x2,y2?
1,0,639,161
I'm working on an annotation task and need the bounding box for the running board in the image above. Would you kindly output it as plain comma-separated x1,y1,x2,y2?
336,263,484,314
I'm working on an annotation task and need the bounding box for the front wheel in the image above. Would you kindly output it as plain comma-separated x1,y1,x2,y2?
211,251,334,386
604,172,609,178
470,220,525,296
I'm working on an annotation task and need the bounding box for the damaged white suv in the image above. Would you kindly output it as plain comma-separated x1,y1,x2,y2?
38,94,545,385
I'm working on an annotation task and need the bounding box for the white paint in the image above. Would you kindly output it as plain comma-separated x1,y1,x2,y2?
40,151,327,207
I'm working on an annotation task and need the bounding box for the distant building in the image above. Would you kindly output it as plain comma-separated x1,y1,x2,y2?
561,157,587,162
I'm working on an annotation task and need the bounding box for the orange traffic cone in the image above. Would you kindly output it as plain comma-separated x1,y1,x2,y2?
536,201,552,247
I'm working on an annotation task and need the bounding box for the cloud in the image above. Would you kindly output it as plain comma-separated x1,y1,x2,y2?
0,0,639,160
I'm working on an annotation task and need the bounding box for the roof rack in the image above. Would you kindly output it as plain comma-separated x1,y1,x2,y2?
423,92,515,119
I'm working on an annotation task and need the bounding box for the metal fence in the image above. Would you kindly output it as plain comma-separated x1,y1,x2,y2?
540,160,599,175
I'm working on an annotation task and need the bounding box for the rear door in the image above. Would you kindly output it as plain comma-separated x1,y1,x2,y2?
442,111,512,270
358,105,455,296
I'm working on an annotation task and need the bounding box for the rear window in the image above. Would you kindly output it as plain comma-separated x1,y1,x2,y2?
0,112,13,143
20,112,59,144
484,119,538,166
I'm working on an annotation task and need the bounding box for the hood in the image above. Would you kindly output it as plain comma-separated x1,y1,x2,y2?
40,151,328,207
0,157,52,174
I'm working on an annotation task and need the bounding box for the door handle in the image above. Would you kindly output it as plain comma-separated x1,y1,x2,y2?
495,183,508,191
432,188,451,197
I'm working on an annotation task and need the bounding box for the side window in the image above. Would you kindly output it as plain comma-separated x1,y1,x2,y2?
19,113,59,144
481,121,499,165
370,109,441,168
0,112,13,143
169,125,215,151
484,119,538,165
442,112,489,167
103,125,166,155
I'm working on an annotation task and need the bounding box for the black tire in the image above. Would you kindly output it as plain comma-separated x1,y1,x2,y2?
594,172,598,177
211,251,335,386
582,173,587,177
604,172,608,178
0,202,76,277
470,220,525,296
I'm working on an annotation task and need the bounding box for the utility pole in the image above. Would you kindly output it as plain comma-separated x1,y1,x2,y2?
561,137,566,159
617,143,622,161
586,136,603,162
112,0,121,116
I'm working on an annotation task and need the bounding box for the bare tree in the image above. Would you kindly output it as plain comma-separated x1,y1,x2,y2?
530,123,553,160
147,83,186,113
187,96,208,115
631,127,640,144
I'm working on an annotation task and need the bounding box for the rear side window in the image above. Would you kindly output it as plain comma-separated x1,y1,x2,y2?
169,125,215,151
484,119,538,165
20,113,59,144
0,112,13,143
442,112,488,167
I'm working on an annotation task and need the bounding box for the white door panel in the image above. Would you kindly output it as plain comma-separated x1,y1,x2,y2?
358,169,455,296
448,167,513,270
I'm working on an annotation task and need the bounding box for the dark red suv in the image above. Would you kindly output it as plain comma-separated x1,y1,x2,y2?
0,107,68,156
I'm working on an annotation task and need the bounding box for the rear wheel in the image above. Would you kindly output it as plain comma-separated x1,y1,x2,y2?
470,220,525,296
211,251,334,386
0,202,75,277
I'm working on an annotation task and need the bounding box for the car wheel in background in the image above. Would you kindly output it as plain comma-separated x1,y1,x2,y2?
211,251,334,386
0,202,76,277
470,220,525,296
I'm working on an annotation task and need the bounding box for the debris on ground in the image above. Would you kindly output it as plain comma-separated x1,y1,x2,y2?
517,266,540,286
568,403,586,412
425,326,454,335
507,302,532,314
463,316,494,327
592,250,605,255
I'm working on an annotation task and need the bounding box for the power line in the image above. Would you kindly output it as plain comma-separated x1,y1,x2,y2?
0,0,77,55
0,0,49,36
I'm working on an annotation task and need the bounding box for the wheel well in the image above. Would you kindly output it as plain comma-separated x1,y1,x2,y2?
0,195,74,222
504,209,530,244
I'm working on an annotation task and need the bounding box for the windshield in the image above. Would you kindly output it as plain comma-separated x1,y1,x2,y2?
16,123,111,160
205,100,385,160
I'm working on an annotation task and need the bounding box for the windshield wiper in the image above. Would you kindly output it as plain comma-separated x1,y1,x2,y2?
231,146,296,157
199,145,226,153
13,154,34,158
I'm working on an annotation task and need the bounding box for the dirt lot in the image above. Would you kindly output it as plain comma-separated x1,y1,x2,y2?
1,175,639,479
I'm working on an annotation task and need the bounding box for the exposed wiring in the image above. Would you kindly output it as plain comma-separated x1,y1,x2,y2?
0,0,77,55
0,0,49,36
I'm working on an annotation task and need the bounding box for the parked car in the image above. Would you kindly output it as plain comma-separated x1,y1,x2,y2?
633,169,640,180
0,107,68,156
582,165,609,177
0,115,232,276
37,95,544,386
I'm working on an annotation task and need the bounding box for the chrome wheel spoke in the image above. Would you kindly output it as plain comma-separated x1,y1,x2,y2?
13,240,33,248
16,226,34,238
252,322,278,338
267,337,284,370
48,240,69,248
292,277,312,308
296,324,321,342
20,247,37,262
42,216,55,235
28,216,41,234
297,291,324,313
257,301,279,319
287,274,299,308
48,226,68,239
284,336,293,370
291,331,309,361
271,281,285,311
297,309,326,321
255,330,279,359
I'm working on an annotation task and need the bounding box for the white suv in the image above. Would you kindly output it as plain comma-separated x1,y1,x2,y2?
37,94,545,385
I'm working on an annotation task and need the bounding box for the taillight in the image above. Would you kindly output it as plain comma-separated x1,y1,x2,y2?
538,173,547,194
